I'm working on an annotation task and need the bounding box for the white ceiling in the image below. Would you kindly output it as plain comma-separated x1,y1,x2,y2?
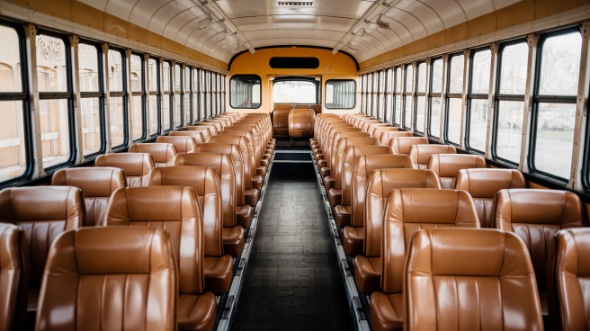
79,0,520,64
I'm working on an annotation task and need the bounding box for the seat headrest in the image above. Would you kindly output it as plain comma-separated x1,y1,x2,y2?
174,152,233,176
408,228,533,277
95,153,154,176
368,169,441,195
147,166,219,197
51,226,174,275
391,137,429,154
455,169,525,198
193,143,241,161
428,154,487,177
128,143,177,164
409,144,457,165
386,188,479,226
355,155,415,176
52,167,125,197
344,145,392,163
106,186,200,224
168,130,206,142
156,135,199,152
0,186,84,221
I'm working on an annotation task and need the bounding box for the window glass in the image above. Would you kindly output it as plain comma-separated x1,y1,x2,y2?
37,35,67,92
39,99,70,168
184,66,190,124
467,99,488,151
162,61,170,130
448,54,464,94
326,80,355,109
193,68,199,122
130,54,143,141
534,103,575,178
384,68,393,122
403,65,413,128
394,67,402,125
471,49,491,94
109,96,125,147
417,62,427,93
415,62,427,132
0,101,25,182
78,43,102,155
108,49,125,147
447,98,462,144
538,31,582,96
173,64,181,127
148,58,159,135
429,58,443,138
446,54,464,144
496,100,524,163
272,79,318,104
107,50,123,91
499,43,528,95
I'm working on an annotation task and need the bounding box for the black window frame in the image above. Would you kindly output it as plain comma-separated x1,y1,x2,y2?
465,46,492,154
325,79,356,109
106,46,129,151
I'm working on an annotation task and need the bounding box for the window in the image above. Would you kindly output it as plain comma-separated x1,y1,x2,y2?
37,33,73,169
530,30,581,180
394,67,402,126
377,71,385,119
199,69,206,118
107,48,127,149
204,71,211,117
493,41,528,164
466,48,491,153
211,72,217,116
272,77,318,104
325,79,355,109
367,73,374,116
173,63,182,128
428,58,443,138
403,64,413,129
78,42,104,156
384,68,393,123
414,62,427,133
161,61,171,131
0,24,29,184
220,74,226,114
130,53,145,141
445,53,464,145
184,66,191,124
193,68,200,122
231,74,261,109
147,57,160,135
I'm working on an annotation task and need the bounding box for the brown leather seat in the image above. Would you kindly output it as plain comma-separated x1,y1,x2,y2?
404,228,543,331
273,108,291,137
103,187,216,330
390,137,429,155
128,142,177,167
334,151,406,228
408,144,456,169
0,186,84,324
352,169,441,292
212,134,259,208
288,108,315,138
95,153,154,187
320,131,370,179
0,223,25,331
173,152,245,256
455,168,526,228
223,127,267,184
169,130,207,143
373,127,399,143
325,137,380,201
145,167,233,294
191,124,218,136
427,154,487,189
157,135,199,152
198,121,223,133
552,228,590,331
36,226,179,331
370,189,480,331
495,189,587,323
317,125,360,170
51,167,126,227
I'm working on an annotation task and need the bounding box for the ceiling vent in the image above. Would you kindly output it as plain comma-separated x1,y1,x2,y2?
278,1,313,6
376,15,390,29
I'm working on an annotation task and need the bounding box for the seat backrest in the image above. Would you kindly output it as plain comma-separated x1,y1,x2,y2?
382,189,479,294
553,228,590,331
105,186,205,295
427,154,487,189
272,109,291,135
373,127,399,142
405,228,543,331
379,131,413,146
196,122,220,135
455,168,526,228
168,130,206,143
350,155,414,227
146,166,224,258
328,131,370,169
192,143,245,199
367,123,391,137
36,226,177,331
495,189,587,294
0,223,25,331
409,144,457,169
174,152,238,226
365,169,440,257
157,135,199,152
390,136,429,155
0,186,84,293
209,135,250,192
51,167,126,227
288,108,315,138
332,137,379,190
186,126,213,141
95,153,154,187
340,145,394,206
128,143,177,167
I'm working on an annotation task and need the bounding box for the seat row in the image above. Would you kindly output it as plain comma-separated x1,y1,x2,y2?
311,114,589,331
0,111,275,331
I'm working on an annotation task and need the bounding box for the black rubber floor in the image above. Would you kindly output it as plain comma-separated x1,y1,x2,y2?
231,161,354,331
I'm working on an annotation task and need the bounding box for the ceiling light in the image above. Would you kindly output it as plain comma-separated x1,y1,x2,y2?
376,15,389,29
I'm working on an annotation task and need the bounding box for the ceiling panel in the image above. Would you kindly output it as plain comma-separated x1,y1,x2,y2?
78,0,522,63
